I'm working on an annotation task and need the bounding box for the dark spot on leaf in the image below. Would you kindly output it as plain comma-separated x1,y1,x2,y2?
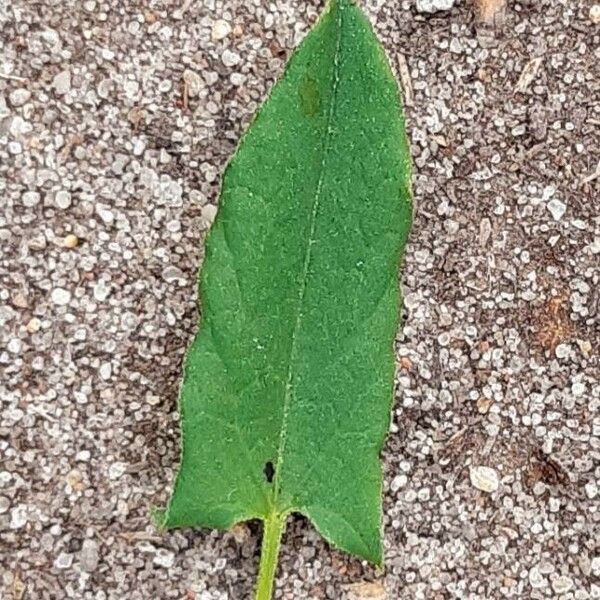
299,74,320,117
263,461,275,483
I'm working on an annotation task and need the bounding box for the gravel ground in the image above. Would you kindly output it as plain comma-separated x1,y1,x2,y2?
1,0,599,599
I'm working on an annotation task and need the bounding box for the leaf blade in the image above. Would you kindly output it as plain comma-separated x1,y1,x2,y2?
158,0,412,576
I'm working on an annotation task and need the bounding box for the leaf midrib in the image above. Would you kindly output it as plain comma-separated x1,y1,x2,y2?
271,2,345,515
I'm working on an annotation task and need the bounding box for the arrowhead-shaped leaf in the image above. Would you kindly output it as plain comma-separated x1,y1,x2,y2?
155,0,412,597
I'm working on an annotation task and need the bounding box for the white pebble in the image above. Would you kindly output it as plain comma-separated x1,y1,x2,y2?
222,49,241,67
212,19,232,41
529,566,547,589
8,141,22,154
7,338,22,354
416,0,455,13
437,332,450,347
99,362,112,380
51,287,71,306
470,466,499,493
93,280,110,302
108,462,127,480
9,88,31,107
555,343,571,359
552,575,573,594
162,266,185,283
201,204,218,226
80,539,100,572
585,482,598,499
153,549,175,568
390,474,408,492
52,69,71,95
96,205,115,224
547,198,566,221
54,552,73,569
55,190,72,209
10,504,28,528
23,191,41,207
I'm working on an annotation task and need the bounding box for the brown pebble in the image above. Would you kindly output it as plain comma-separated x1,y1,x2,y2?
63,234,79,249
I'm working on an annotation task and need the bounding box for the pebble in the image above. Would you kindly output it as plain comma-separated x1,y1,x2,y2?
552,575,574,594
52,69,71,95
22,191,41,207
437,332,450,346
591,5,600,23
222,49,241,67
547,198,567,221
26,317,41,333
51,287,71,306
62,234,79,248
212,19,232,41
183,69,203,97
529,566,547,589
470,466,499,493
93,280,110,302
229,523,251,544
477,396,492,414
162,266,185,283
555,343,571,359
0,496,10,514
10,505,27,528
153,549,175,568
99,362,112,380
75,450,91,462
54,552,74,569
10,115,32,136
9,88,31,107
97,78,112,99
416,0,455,13
80,539,100,572
108,462,127,480
96,205,115,224
585,482,597,499
55,190,72,209
391,474,408,492
201,204,218,226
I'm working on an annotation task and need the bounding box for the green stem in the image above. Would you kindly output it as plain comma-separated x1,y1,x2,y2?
255,512,286,600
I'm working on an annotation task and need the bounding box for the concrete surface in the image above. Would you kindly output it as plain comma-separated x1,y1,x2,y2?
1,0,598,598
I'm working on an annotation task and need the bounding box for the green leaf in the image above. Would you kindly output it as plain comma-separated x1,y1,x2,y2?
155,0,412,597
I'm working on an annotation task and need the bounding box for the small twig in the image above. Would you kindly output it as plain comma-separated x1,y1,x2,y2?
580,161,600,186
118,531,164,543
179,0,193,16
0,72,27,82
397,53,413,107
514,57,543,94
182,80,189,112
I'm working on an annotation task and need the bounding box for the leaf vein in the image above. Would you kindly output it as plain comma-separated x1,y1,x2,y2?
272,3,345,510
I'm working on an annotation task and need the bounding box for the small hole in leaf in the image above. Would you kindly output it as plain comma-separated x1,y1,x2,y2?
263,461,275,483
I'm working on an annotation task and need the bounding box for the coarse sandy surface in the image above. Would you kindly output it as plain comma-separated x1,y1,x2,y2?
1,1,599,599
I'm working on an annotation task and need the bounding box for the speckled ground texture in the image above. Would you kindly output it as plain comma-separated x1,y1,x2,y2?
1,0,599,598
